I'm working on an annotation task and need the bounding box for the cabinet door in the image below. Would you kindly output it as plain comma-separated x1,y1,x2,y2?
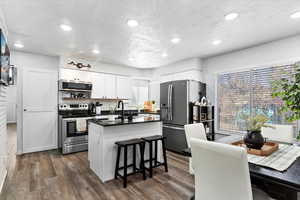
60,68,91,82
116,76,132,99
91,73,105,98
103,74,116,99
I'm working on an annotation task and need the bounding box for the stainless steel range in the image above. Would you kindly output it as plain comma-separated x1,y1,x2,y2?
58,103,93,154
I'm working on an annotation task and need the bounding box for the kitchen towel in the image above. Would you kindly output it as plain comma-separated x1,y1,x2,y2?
76,119,87,133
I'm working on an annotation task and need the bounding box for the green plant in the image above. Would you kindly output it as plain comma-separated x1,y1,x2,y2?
244,114,274,132
272,62,300,122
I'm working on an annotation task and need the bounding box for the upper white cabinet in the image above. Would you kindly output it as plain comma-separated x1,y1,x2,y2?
60,69,135,100
60,68,91,82
103,74,116,99
91,72,105,98
116,76,132,99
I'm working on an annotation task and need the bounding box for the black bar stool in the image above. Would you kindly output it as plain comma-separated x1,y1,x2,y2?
142,135,168,178
115,138,146,188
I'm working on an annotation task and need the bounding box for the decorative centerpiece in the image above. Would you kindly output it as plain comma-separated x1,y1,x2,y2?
243,115,274,150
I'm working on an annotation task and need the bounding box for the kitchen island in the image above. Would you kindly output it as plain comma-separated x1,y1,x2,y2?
88,115,163,182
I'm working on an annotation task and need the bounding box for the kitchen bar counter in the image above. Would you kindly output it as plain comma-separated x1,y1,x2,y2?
88,115,163,182
88,115,161,127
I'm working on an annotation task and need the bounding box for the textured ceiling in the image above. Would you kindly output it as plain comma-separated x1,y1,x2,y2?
1,0,300,68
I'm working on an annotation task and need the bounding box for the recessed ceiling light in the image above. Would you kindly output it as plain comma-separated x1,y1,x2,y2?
60,24,72,31
129,57,134,61
14,42,24,48
225,12,239,21
290,11,300,19
92,49,100,54
171,37,181,44
212,40,222,45
162,52,168,57
127,19,139,27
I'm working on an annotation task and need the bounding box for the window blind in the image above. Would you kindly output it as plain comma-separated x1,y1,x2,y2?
217,64,296,132
217,71,251,131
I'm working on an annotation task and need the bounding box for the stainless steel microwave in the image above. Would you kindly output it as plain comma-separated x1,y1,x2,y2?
59,80,92,91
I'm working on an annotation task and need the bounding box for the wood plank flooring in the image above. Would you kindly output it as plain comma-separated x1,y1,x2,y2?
0,124,194,200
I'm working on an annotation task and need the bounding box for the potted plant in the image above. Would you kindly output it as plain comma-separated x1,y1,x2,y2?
272,62,300,140
244,114,274,149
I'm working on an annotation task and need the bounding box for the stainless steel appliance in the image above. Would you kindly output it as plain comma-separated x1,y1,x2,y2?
58,103,92,154
59,80,92,91
160,80,206,153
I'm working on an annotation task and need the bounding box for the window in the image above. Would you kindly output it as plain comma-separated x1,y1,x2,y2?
217,64,296,132
131,79,149,106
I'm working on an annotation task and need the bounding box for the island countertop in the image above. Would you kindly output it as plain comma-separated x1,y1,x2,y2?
88,115,161,127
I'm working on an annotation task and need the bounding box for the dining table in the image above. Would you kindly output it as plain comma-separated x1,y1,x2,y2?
182,134,300,200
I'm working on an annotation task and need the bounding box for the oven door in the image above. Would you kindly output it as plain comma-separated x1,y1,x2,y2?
62,118,91,140
65,120,88,137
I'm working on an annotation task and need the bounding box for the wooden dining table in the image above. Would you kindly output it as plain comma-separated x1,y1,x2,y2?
182,135,300,200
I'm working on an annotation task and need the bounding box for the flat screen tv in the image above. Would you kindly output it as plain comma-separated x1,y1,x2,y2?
0,29,10,86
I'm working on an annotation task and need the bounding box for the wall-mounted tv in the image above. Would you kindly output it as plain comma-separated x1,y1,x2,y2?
0,29,10,86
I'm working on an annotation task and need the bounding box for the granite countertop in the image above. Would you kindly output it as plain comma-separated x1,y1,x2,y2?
88,115,161,127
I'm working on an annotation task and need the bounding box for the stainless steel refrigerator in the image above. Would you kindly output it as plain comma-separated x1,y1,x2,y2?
160,80,206,153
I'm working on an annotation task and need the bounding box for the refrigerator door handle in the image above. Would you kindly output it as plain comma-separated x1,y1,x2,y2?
163,125,185,130
167,84,171,120
170,84,173,121
167,85,170,120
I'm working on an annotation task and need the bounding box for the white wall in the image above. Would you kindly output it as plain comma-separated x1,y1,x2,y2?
203,34,300,104
149,58,203,105
0,7,8,193
151,58,203,82
6,85,17,123
10,51,60,154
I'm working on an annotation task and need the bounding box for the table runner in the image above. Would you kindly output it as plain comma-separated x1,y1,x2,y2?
247,144,300,171
215,135,300,171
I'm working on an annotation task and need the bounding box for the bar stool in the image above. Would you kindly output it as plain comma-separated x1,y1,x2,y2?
115,138,146,188
142,135,168,178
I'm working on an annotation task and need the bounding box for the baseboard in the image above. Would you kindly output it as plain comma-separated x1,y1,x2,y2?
0,169,7,195
22,145,58,154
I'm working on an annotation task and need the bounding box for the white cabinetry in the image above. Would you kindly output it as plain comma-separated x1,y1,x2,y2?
91,72,105,98
91,73,116,99
61,69,135,100
60,68,91,82
116,76,132,99
103,74,116,99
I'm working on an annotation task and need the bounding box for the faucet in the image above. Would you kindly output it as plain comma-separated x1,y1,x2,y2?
117,100,124,120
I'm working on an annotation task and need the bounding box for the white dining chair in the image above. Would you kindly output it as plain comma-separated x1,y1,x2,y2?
184,123,207,174
190,138,272,200
262,124,294,143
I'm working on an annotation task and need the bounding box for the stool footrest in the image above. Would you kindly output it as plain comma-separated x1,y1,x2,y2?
116,168,145,179
144,161,165,169
117,163,135,170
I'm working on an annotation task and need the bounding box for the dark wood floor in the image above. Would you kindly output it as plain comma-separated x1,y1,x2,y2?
0,124,194,200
